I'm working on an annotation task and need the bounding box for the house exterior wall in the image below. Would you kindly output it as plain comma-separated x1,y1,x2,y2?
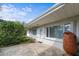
27,16,79,50
76,20,79,42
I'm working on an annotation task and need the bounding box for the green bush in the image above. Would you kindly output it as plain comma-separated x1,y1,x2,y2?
0,21,34,47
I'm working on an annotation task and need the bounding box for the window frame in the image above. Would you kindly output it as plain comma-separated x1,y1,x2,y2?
45,22,72,41
31,28,37,35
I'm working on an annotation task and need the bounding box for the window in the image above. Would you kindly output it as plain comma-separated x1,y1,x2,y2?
50,26,56,37
55,25,63,38
46,23,71,39
31,29,37,35
46,27,54,37
46,25,63,38
46,27,49,37
64,23,71,32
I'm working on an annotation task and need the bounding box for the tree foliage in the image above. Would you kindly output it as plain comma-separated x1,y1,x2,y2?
0,21,34,47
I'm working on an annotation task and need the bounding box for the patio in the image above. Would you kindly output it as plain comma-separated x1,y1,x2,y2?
0,43,66,56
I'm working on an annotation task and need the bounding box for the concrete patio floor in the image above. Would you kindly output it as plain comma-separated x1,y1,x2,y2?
0,43,66,56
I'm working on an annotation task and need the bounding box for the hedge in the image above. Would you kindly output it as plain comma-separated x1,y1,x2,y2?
0,21,34,47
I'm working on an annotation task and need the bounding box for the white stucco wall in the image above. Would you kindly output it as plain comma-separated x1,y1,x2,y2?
27,15,79,49
76,20,79,42
27,30,30,36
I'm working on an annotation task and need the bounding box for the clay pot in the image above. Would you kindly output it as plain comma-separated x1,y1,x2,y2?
63,32,77,56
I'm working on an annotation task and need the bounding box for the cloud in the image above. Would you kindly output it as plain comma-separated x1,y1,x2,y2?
0,4,32,22
21,7,32,12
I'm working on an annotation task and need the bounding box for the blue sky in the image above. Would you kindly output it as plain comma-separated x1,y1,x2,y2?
0,3,55,23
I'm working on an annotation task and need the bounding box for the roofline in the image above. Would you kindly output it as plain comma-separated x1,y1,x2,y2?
27,3,64,25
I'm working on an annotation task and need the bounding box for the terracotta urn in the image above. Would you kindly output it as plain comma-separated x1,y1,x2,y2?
63,32,77,56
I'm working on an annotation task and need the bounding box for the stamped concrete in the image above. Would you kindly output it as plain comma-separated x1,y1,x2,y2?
0,43,66,56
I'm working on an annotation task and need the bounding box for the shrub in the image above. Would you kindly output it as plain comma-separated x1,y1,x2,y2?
0,21,34,47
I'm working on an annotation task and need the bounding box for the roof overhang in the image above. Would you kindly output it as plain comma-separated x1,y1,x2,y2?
27,3,79,28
